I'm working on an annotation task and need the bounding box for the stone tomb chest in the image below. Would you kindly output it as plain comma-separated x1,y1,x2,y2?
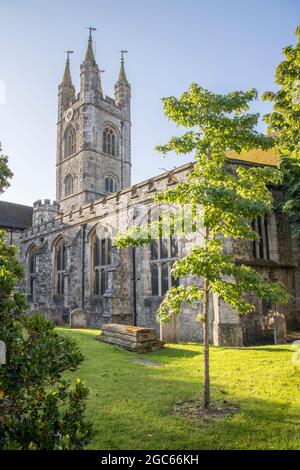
97,323,164,353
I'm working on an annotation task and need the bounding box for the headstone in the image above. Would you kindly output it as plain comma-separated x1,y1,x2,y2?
30,309,42,316
70,309,87,329
0,340,6,365
160,318,178,343
273,314,287,344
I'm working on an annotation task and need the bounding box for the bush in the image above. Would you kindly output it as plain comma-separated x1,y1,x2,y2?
0,232,93,449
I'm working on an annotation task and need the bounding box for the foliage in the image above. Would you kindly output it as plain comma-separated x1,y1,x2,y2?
262,25,300,235
116,83,288,318
116,83,289,408
0,153,13,194
159,239,289,321
0,232,93,449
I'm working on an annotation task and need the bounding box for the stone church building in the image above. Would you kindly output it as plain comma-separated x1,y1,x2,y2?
6,33,300,346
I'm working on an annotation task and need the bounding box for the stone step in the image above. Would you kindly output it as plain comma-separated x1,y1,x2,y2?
287,330,300,342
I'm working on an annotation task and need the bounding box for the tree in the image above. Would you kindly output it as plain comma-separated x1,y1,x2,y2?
262,26,300,235
117,84,289,409
0,148,13,194
0,157,92,449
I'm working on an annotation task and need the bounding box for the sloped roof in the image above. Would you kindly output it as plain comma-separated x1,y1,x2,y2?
0,201,33,230
226,148,278,166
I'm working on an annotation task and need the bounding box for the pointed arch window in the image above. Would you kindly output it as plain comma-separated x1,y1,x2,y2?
64,174,74,197
65,127,76,158
103,127,116,156
150,212,179,296
28,245,38,298
150,235,179,296
91,231,112,296
105,176,114,193
54,239,67,296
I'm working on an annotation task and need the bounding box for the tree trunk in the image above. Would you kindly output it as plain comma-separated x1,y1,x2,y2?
203,279,210,409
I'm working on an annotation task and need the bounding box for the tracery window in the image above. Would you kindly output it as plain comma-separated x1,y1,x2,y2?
92,233,112,295
65,127,76,158
150,235,179,296
55,239,67,296
252,216,270,260
105,176,114,193
102,127,116,156
28,246,37,298
64,174,74,197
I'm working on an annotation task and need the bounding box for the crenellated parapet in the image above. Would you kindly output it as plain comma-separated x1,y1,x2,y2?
33,199,59,227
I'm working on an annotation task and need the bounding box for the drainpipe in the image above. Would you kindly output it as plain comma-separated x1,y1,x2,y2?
132,247,137,326
81,224,86,310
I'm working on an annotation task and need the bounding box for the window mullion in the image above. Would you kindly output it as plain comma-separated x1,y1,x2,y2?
158,236,161,259
158,263,162,296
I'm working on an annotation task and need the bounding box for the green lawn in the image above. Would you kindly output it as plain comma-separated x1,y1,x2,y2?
58,328,300,450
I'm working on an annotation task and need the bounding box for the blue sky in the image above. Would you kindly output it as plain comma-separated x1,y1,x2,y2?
0,0,299,205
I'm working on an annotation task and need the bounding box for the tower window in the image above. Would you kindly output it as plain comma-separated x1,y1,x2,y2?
64,174,74,197
150,235,179,296
105,176,114,193
103,127,116,156
92,233,112,296
54,239,67,296
65,127,76,158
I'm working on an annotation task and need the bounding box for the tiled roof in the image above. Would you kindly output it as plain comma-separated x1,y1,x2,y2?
226,149,278,166
0,201,33,230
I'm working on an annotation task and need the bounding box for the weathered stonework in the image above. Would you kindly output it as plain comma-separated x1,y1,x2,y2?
19,156,300,346
70,309,87,328
56,35,131,214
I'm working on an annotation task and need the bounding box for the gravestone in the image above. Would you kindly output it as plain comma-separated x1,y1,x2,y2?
0,340,6,365
160,317,178,343
273,314,287,344
70,309,87,329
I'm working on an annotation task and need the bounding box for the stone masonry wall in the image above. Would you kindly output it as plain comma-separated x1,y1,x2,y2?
19,160,300,345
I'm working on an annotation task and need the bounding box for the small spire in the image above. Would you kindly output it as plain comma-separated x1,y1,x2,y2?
62,50,74,86
118,50,128,82
85,26,97,64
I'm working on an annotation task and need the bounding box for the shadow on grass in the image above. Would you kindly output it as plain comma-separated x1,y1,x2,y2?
151,344,200,359
60,328,299,449
233,346,292,353
87,370,300,450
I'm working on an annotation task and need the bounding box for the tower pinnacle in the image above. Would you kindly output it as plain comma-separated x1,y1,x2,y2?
117,50,128,82
85,26,97,64
58,50,75,113
62,50,74,86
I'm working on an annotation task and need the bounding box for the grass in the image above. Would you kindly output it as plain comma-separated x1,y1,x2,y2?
58,327,300,450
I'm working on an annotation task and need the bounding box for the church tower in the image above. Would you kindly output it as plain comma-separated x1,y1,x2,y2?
56,30,131,214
